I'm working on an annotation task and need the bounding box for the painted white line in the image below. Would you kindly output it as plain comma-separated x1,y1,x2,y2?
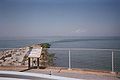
0,77,29,80
0,71,84,80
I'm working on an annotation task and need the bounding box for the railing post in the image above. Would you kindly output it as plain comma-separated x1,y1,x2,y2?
112,51,114,72
68,49,71,70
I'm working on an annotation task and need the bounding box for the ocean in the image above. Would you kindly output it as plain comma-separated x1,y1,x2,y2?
0,36,120,71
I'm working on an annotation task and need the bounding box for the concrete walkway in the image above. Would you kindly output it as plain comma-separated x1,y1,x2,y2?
0,71,82,80
26,68,120,80
0,66,120,80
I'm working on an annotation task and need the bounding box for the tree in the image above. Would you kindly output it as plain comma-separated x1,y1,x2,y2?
41,43,51,48
40,43,55,67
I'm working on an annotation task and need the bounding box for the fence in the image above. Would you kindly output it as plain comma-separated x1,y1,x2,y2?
48,48,120,72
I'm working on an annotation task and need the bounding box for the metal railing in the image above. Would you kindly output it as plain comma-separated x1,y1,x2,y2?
48,48,120,72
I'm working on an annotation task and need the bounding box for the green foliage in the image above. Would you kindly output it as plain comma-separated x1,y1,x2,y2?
41,43,51,48
47,53,56,66
40,43,56,67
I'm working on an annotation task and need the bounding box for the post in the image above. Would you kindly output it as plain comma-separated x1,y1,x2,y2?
68,49,71,70
37,58,39,69
28,58,31,68
32,58,33,67
112,51,114,72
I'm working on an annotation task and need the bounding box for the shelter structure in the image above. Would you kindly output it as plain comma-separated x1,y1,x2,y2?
28,47,42,68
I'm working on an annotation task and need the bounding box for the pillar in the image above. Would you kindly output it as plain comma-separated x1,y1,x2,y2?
37,58,39,68
28,58,31,68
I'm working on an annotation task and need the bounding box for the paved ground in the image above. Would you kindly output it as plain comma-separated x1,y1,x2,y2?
0,71,81,80
0,74,53,80
27,68,120,80
0,66,120,80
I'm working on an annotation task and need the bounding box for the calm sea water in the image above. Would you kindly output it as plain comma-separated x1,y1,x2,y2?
0,36,120,71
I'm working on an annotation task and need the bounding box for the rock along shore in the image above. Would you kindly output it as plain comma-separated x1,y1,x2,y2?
0,44,41,66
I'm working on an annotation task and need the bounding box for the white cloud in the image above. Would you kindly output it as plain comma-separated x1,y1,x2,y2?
74,29,86,33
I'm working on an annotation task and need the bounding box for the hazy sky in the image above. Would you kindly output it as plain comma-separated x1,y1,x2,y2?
0,0,120,37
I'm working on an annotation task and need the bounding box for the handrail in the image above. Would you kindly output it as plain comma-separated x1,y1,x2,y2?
0,48,120,51
48,48,120,51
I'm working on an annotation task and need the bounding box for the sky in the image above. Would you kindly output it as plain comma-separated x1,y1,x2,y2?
0,0,120,37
